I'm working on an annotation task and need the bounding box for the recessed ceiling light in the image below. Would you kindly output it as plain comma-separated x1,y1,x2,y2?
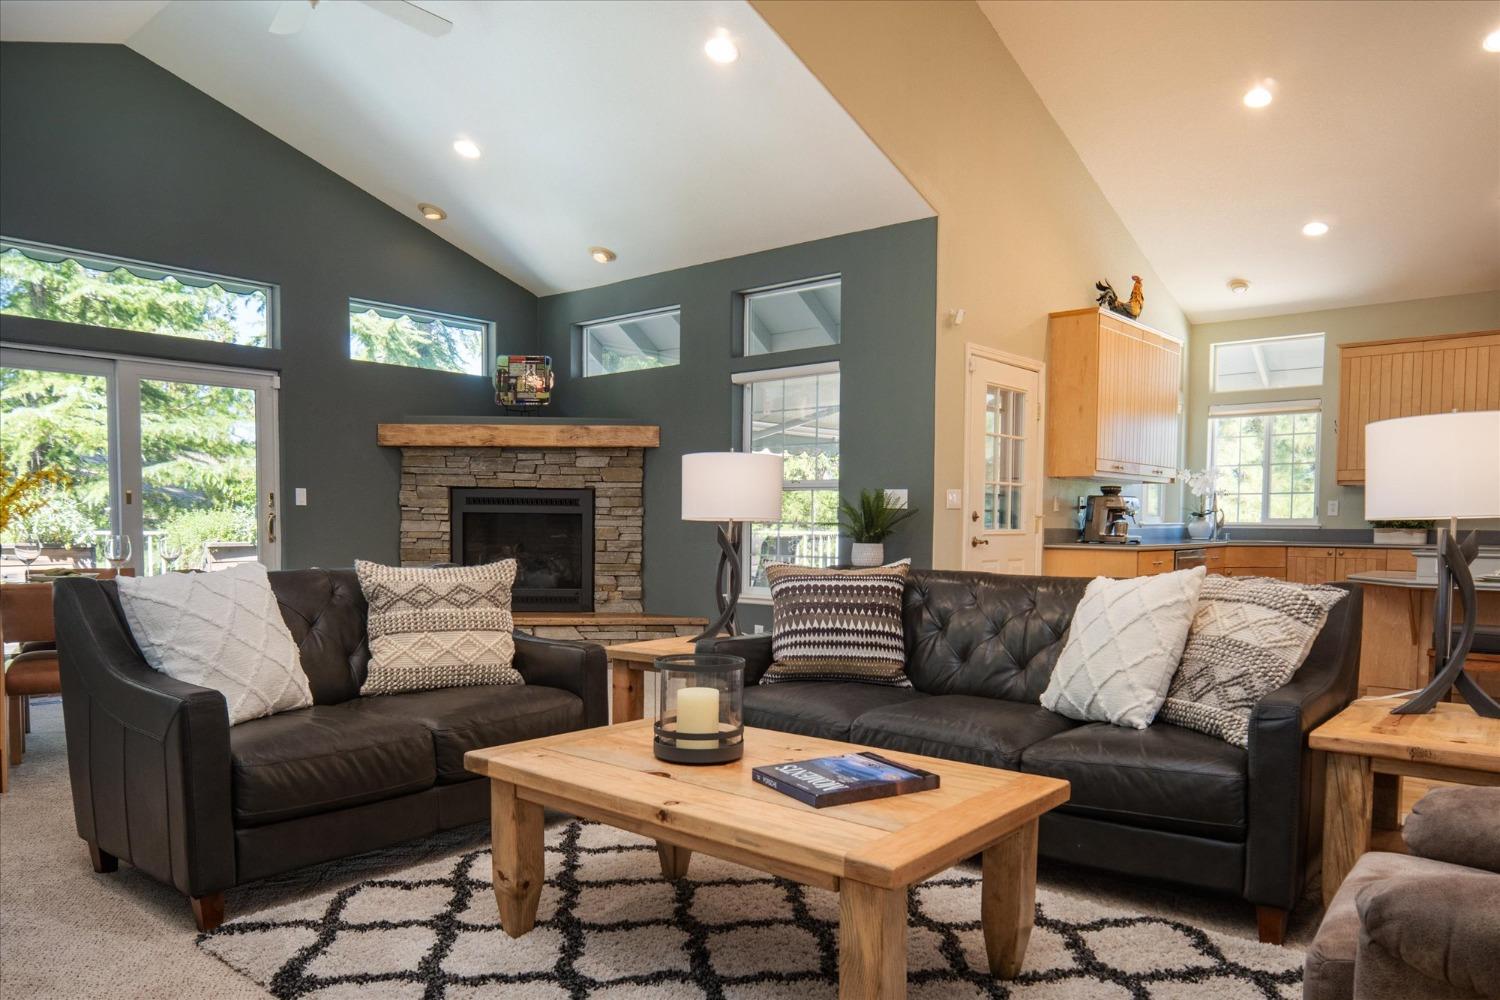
704,29,738,64
1301,221,1329,237
589,246,617,264
1243,83,1273,108
1228,278,1251,295
418,203,447,221
1484,28,1500,52
452,138,481,159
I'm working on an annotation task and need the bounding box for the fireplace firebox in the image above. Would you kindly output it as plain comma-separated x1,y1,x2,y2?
450,488,594,611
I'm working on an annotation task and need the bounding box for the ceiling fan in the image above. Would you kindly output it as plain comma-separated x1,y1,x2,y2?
269,0,453,38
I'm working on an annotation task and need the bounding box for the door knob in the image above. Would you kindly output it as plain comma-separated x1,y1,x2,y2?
970,536,989,548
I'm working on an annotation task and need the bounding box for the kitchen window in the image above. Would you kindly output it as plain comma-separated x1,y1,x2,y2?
580,306,681,376
734,362,840,595
1209,400,1320,525
348,299,490,376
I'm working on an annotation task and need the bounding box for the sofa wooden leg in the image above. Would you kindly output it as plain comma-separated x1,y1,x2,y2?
1256,905,1289,945
6,697,23,765
87,842,118,874
191,892,226,932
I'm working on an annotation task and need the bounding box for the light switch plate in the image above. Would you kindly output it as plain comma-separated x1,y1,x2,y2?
945,489,962,509
295,488,308,506
885,488,908,508
753,624,766,634
1326,499,1339,517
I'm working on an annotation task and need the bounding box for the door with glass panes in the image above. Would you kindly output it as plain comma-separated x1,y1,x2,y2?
964,350,1043,574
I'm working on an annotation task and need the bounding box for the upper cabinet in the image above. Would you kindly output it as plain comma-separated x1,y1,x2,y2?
1046,308,1182,482
1336,330,1500,484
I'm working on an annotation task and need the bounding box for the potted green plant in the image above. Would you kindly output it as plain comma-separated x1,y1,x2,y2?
839,489,918,567
1370,520,1431,546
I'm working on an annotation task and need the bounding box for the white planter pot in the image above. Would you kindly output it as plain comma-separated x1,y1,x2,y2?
850,542,885,567
1373,528,1427,546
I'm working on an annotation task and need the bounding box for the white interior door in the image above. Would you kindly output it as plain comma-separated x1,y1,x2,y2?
963,350,1044,574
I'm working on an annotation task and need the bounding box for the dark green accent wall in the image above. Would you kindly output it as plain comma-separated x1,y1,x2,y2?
0,43,537,568
538,220,938,623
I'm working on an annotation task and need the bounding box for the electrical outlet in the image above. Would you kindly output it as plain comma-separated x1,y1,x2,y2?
945,489,962,509
295,488,308,506
885,488,908,508
1327,499,1339,517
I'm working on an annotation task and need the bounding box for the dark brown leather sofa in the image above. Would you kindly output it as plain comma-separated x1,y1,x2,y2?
703,569,1361,945
52,569,605,931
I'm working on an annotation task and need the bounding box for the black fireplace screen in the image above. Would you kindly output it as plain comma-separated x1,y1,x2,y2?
450,488,593,611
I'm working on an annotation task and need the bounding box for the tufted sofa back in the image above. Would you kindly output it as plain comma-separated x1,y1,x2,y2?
268,568,372,704
902,569,1089,703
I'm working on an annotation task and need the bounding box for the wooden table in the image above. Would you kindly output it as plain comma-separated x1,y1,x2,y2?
602,635,703,723
1309,698,1500,904
466,723,1070,999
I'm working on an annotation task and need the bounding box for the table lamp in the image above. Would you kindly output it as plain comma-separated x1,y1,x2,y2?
1366,411,1500,717
681,452,783,641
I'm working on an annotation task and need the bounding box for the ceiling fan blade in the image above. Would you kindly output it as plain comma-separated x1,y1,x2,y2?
359,0,453,38
268,0,315,36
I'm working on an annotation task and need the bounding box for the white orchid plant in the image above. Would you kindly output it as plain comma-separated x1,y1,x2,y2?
1182,468,1219,519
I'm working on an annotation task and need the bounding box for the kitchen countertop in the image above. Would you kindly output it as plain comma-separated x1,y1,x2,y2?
1346,569,1500,592
1044,540,1425,551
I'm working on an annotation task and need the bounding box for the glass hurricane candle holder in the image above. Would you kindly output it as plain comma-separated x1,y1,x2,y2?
653,654,744,764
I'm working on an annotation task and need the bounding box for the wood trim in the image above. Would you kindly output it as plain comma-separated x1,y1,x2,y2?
514,613,704,627
377,423,660,448
1338,328,1500,352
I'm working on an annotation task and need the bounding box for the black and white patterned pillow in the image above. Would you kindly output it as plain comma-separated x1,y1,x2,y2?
760,562,911,686
1159,574,1346,747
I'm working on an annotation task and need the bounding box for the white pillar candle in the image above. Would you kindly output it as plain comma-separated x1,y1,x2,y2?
675,686,720,750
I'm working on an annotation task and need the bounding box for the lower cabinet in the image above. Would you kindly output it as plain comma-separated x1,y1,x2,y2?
1043,544,1412,582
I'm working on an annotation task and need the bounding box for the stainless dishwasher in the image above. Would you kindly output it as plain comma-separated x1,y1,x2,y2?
1174,548,1208,571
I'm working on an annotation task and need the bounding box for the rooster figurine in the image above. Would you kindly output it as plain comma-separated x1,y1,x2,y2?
1095,275,1144,319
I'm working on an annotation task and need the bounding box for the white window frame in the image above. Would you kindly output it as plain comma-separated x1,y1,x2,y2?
733,361,840,601
579,305,682,377
347,297,493,376
742,274,841,357
1210,332,1326,393
1208,398,1322,527
1,236,278,348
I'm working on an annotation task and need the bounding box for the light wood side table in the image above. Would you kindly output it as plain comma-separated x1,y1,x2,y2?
602,635,707,723
1308,698,1500,905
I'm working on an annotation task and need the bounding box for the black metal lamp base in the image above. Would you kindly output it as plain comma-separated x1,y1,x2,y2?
1392,527,1500,718
694,521,743,643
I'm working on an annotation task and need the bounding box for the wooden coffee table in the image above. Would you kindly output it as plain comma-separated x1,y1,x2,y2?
466,722,1069,999
1309,698,1500,904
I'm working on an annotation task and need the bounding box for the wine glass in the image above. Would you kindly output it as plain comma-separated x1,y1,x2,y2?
158,538,183,573
102,533,133,570
13,538,43,581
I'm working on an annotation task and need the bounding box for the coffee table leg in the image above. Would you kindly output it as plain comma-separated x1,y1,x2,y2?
1322,753,1372,906
491,780,544,937
838,880,906,1000
611,661,645,723
656,841,692,879
982,818,1038,979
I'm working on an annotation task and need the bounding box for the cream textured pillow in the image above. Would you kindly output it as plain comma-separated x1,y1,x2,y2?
355,559,522,696
1040,566,1206,729
116,562,313,725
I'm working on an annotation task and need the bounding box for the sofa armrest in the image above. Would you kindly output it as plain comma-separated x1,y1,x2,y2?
696,633,774,686
511,631,608,728
1243,582,1362,910
1403,786,1500,874
1356,871,1500,998
52,577,236,897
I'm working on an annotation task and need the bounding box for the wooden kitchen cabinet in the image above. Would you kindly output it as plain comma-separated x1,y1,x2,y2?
1334,548,1387,578
1336,329,1500,485
1286,547,1338,584
1047,308,1182,482
1136,551,1175,575
1042,547,1138,578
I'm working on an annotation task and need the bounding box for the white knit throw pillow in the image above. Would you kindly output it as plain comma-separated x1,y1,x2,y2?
116,562,313,725
1041,566,1207,729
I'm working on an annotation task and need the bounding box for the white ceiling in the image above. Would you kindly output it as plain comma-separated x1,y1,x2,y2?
0,0,932,296
981,0,1500,323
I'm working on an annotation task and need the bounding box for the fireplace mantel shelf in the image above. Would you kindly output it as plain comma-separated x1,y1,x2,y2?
378,423,659,448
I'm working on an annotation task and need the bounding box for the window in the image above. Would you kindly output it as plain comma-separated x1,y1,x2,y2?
581,307,681,376
0,238,272,347
735,363,840,592
348,299,489,376
1209,402,1320,524
1211,333,1325,392
1138,483,1164,524
744,276,840,356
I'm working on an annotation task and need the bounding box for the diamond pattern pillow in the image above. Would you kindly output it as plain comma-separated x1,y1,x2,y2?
355,559,522,696
116,562,313,725
1040,566,1206,729
761,562,911,686
1159,574,1346,747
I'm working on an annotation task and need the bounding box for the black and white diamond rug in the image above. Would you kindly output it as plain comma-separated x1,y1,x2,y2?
199,820,1302,999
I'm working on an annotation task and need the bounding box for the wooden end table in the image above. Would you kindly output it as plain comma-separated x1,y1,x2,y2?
602,635,704,723
1309,698,1500,905
466,723,1069,999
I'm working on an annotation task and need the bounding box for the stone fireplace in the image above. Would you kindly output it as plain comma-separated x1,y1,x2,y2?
450,487,594,612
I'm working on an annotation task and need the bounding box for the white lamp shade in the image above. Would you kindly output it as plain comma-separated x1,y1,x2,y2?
1365,411,1500,520
681,452,783,522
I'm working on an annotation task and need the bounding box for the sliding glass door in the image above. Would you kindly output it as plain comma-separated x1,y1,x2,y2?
1,347,279,579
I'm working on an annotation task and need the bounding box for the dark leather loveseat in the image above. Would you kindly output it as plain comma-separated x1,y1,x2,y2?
704,569,1361,944
53,569,605,931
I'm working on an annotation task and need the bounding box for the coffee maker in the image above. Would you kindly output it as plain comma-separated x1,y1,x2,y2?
1080,485,1139,544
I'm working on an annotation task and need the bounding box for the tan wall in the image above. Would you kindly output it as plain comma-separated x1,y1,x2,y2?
1187,290,1500,529
752,0,1189,567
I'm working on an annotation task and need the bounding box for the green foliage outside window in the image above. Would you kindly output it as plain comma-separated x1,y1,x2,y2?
349,304,485,375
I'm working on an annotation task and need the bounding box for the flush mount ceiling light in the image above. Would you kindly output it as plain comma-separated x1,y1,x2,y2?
1228,278,1251,295
1302,221,1330,237
1243,82,1274,108
418,203,447,221
452,138,481,159
589,246,617,264
704,29,739,64
1484,28,1500,52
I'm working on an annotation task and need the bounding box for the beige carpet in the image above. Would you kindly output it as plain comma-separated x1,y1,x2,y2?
1,698,1319,999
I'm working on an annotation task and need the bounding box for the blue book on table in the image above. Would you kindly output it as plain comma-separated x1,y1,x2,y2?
751,751,940,808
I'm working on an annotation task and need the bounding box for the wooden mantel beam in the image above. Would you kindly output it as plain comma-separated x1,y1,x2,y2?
378,423,660,448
